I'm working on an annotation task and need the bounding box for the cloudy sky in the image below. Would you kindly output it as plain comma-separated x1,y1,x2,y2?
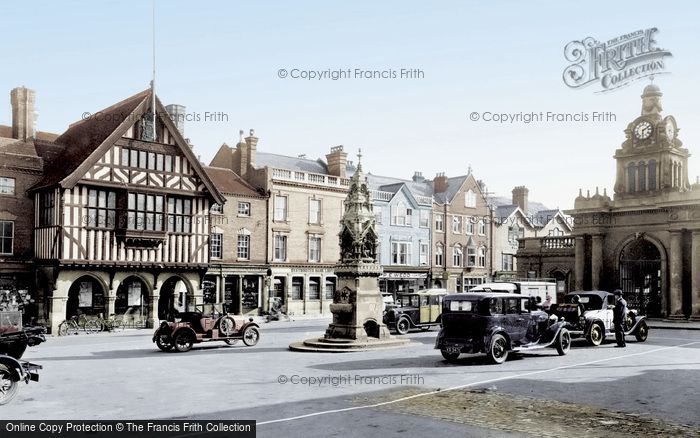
2,0,699,209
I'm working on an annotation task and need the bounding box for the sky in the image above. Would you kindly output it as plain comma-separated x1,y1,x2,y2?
1,0,699,210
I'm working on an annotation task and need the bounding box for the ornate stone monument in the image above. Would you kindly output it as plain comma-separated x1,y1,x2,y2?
290,151,410,351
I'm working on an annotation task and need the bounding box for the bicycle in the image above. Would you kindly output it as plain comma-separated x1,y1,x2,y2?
97,314,125,332
57,315,101,336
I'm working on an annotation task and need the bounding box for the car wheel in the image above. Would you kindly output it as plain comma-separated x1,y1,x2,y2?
173,331,194,352
625,313,636,331
396,317,410,335
556,328,571,356
0,364,19,406
635,321,649,342
224,339,239,346
587,323,604,346
218,316,236,337
441,350,460,362
487,333,509,364
242,327,260,347
155,334,174,351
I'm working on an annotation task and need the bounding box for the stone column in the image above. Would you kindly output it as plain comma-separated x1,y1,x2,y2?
148,294,160,328
692,231,700,316
591,235,603,290
49,296,67,335
574,235,586,290
669,231,683,316
106,296,117,318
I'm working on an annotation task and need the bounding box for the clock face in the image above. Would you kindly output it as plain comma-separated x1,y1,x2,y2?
634,121,653,140
665,120,675,140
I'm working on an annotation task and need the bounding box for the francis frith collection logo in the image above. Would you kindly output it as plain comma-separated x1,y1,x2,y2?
563,28,672,93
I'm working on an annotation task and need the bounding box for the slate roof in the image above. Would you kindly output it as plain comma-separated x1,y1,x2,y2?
0,125,60,142
366,174,434,201
432,175,469,204
256,151,329,174
203,166,264,198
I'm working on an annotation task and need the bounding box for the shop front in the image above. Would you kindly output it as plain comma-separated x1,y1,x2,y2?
379,271,428,298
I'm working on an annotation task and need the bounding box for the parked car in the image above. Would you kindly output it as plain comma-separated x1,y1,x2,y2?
435,292,571,364
153,303,260,352
470,280,557,306
384,289,447,335
551,291,648,346
0,311,44,404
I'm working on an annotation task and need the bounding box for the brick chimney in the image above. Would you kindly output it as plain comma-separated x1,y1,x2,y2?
245,129,258,171
11,87,36,141
434,172,448,193
326,145,348,178
165,104,186,136
412,171,425,183
512,186,529,214
238,128,258,177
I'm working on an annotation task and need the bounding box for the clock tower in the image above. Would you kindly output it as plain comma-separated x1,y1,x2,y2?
613,84,690,198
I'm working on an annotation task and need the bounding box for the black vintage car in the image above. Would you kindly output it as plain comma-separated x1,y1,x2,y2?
0,312,44,405
552,291,648,346
383,289,447,335
435,292,571,364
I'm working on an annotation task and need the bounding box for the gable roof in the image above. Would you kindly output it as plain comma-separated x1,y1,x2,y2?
29,89,224,204
203,166,264,198
532,209,573,230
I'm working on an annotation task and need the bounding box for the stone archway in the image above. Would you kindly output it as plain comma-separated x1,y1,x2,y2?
158,276,193,320
66,275,107,319
116,276,151,327
619,237,663,317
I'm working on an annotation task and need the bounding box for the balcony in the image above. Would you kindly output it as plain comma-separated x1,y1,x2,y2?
271,168,350,189
518,236,575,255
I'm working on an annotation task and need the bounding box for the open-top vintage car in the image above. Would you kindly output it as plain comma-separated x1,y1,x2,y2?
552,291,648,346
435,292,571,364
0,311,44,404
153,303,260,352
383,289,447,335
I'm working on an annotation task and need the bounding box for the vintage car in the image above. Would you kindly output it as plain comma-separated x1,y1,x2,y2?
552,291,648,346
383,289,447,335
153,303,260,352
435,292,571,364
0,311,44,404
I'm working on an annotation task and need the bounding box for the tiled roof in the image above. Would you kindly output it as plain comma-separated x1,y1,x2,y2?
31,89,150,189
256,151,328,174
0,125,60,142
203,166,263,198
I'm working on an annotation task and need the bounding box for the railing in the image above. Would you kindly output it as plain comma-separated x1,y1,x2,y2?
371,190,393,201
541,236,575,249
271,168,350,189
416,195,433,205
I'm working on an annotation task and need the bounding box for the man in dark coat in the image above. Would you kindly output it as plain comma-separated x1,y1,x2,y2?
613,289,627,347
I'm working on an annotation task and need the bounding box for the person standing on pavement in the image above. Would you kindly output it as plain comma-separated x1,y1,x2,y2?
613,289,627,347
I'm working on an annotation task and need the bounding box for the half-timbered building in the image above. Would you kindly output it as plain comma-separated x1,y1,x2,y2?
29,89,224,333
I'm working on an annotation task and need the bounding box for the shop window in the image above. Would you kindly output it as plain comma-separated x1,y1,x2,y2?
325,278,336,299
308,277,320,300
291,277,304,300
